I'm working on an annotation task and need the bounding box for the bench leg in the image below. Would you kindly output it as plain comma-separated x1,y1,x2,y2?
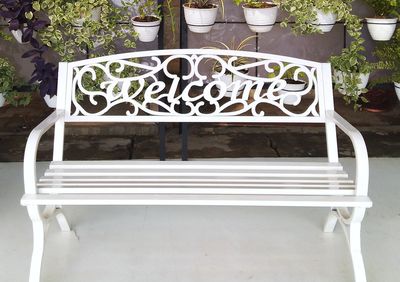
27,206,45,282
323,208,338,233
337,207,367,282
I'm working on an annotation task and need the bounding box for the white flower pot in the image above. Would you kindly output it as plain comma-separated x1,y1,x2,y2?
44,95,57,108
131,17,161,42
243,3,278,33
366,18,397,41
278,80,307,105
313,9,337,33
395,82,400,102
183,4,218,33
214,72,248,98
11,28,36,44
0,93,5,107
75,7,102,26
333,71,370,95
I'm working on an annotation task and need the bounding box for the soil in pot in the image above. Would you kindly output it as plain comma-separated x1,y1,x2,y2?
243,2,276,8
184,3,215,9
133,16,160,22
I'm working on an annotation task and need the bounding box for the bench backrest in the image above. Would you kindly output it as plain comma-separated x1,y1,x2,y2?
56,49,335,124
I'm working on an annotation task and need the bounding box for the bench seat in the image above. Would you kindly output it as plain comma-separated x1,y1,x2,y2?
21,160,371,208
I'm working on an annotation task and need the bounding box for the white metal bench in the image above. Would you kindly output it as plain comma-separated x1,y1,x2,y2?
21,49,372,282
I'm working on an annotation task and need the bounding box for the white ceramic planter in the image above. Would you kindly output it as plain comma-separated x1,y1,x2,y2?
278,80,307,105
366,18,397,41
11,28,36,44
0,93,5,107
44,95,57,108
334,71,370,95
131,17,161,42
313,9,337,33
214,72,248,98
395,82,400,102
243,3,278,33
183,4,218,33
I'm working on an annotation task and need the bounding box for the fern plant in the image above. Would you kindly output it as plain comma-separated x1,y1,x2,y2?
373,29,400,83
363,0,400,18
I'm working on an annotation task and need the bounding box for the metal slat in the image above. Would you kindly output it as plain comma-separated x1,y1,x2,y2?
49,161,344,171
37,188,355,196
39,176,354,184
21,194,373,208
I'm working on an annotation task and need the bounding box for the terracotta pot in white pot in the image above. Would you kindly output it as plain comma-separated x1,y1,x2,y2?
278,79,307,105
313,9,337,33
131,16,161,42
44,95,57,108
366,18,397,41
242,2,278,33
183,3,218,33
0,93,5,107
214,70,248,98
395,82,400,101
333,71,370,95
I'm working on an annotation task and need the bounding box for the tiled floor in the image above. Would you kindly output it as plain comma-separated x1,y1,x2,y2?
0,159,399,282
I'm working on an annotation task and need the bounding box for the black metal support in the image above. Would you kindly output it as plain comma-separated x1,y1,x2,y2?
179,0,189,161
158,0,166,161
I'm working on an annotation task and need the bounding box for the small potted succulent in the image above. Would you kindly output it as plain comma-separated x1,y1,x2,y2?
205,36,256,98
234,0,279,33
364,0,399,41
0,57,31,107
373,29,400,101
131,0,162,42
183,0,224,33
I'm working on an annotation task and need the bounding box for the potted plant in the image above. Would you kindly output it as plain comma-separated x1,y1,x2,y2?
0,57,31,107
131,0,162,42
364,0,399,41
0,0,46,44
205,36,256,98
38,0,137,62
183,0,224,33
234,0,278,33
373,29,400,101
267,64,308,105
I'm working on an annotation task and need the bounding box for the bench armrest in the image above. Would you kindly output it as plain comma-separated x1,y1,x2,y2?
24,110,65,194
326,110,369,196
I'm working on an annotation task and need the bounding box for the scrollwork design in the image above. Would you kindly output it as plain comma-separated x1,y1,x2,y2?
70,52,320,118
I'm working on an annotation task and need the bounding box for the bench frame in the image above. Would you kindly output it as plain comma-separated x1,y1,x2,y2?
21,49,371,282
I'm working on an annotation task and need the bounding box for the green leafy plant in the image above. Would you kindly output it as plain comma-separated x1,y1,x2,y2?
38,0,137,62
233,0,277,8
186,0,225,17
131,0,161,21
266,63,308,82
205,35,257,74
363,0,400,18
373,29,400,83
0,57,31,106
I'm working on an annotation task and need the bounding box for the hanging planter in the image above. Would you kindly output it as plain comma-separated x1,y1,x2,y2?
278,79,307,105
366,18,398,41
312,9,337,33
183,2,219,33
131,16,161,42
395,82,400,101
240,2,278,33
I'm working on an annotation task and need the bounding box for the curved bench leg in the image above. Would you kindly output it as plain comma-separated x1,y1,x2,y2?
323,208,338,233
27,205,45,282
337,207,367,282
55,206,72,232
